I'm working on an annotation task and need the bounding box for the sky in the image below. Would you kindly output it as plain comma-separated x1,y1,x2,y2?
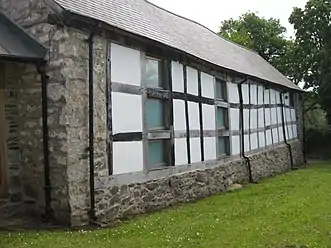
148,0,308,38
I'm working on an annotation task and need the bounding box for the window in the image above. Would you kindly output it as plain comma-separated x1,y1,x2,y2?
218,137,230,156
215,78,230,157
215,78,227,100
147,140,169,169
146,57,164,88
147,98,165,130
217,107,228,129
145,56,171,170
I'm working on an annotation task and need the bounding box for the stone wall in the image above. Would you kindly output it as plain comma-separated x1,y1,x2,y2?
94,140,303,225
0,0,109,225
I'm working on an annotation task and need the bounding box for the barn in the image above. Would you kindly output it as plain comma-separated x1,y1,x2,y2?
0,0,303,227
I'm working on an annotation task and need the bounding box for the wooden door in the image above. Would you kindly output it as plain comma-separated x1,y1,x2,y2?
0,89,8,198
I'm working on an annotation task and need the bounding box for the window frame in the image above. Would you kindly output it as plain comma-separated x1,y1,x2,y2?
144,56,172,170
215,78,227,101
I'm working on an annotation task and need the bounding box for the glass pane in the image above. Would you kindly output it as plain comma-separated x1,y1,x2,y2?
148,140,165,168
146,59,161,88
218,137,228,156
216,79,225,99
217,107,227,128
147,98,164,129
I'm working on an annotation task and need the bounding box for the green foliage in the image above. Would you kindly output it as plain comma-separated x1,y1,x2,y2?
218,12,293,78
2,164,331,247
290,0,331,123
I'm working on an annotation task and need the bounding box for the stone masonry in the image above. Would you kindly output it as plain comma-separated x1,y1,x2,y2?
94,141,302,225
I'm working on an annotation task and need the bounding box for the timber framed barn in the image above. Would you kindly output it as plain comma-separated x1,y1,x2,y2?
0,0,304,226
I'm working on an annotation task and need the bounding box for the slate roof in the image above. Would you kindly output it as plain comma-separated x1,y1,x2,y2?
0,12,46,63
53,0,301,91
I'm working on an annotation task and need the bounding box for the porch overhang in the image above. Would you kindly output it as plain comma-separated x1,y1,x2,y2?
0,12,46,64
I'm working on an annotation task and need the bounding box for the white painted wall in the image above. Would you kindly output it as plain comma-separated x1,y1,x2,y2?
291,109,297,122
250,133,258,150
187,67,199,95
272,128,279,143
277,107,282,124
113,141,144,175
265,108,271,126
242,84,249,104
244,134,250,152
275,91,281,104
244,109,250,131
112,92,142,133
278,127,284,142
292,125,298,138
288,124,294,140
175,138,188,166
173,99,186,131
259,132,266,148
201,72,215,99
250,109,258,129
111,43,141,86
204,137,217,161
258,109,264,129
230,108,240,131
266,130,273,146
271,108,278,125
264,89,270,104
250,84,257,105
228,82,239,103
258,86,264,105
188,102,200,130
270,89,276,104
202,104,216,130
283,93,290,106
172,62,184,92
190,138,201,163
231,135,241,155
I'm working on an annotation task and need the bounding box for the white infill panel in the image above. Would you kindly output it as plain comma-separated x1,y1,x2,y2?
112,92,142,133
113,141,143,175
172,62,184,93
291,108,297,122
230,108,240,131
242,84,249,104
250,109,258,129
258,109,264,129
258,132,266,148
250,84,257,105
111,43,141,86
265,108,271,126
201,72,214,99
264,89,270,104
228,83,239,103
243,109,250,131
257,86,264,105
231,135,240,155
270,89,276,104
244,134,250,152
266,130,272,146
175,138,187,166
188,102,200,131
278,126,284,142
190,138,201,163
202,104,216,131
173,99,186,131
250,133,258,150
277,107,282,125
204,137,217,161
272,128,279,143
187,66,199,96
271,108,278,125
292,125,298,138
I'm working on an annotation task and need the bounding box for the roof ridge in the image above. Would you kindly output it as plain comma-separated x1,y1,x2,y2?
143,0,259,55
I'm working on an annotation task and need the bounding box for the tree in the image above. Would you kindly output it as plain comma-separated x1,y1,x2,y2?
218,12,294,79
289,0,331,124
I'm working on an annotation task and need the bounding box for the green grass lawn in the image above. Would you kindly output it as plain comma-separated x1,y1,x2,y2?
1,162,331,248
